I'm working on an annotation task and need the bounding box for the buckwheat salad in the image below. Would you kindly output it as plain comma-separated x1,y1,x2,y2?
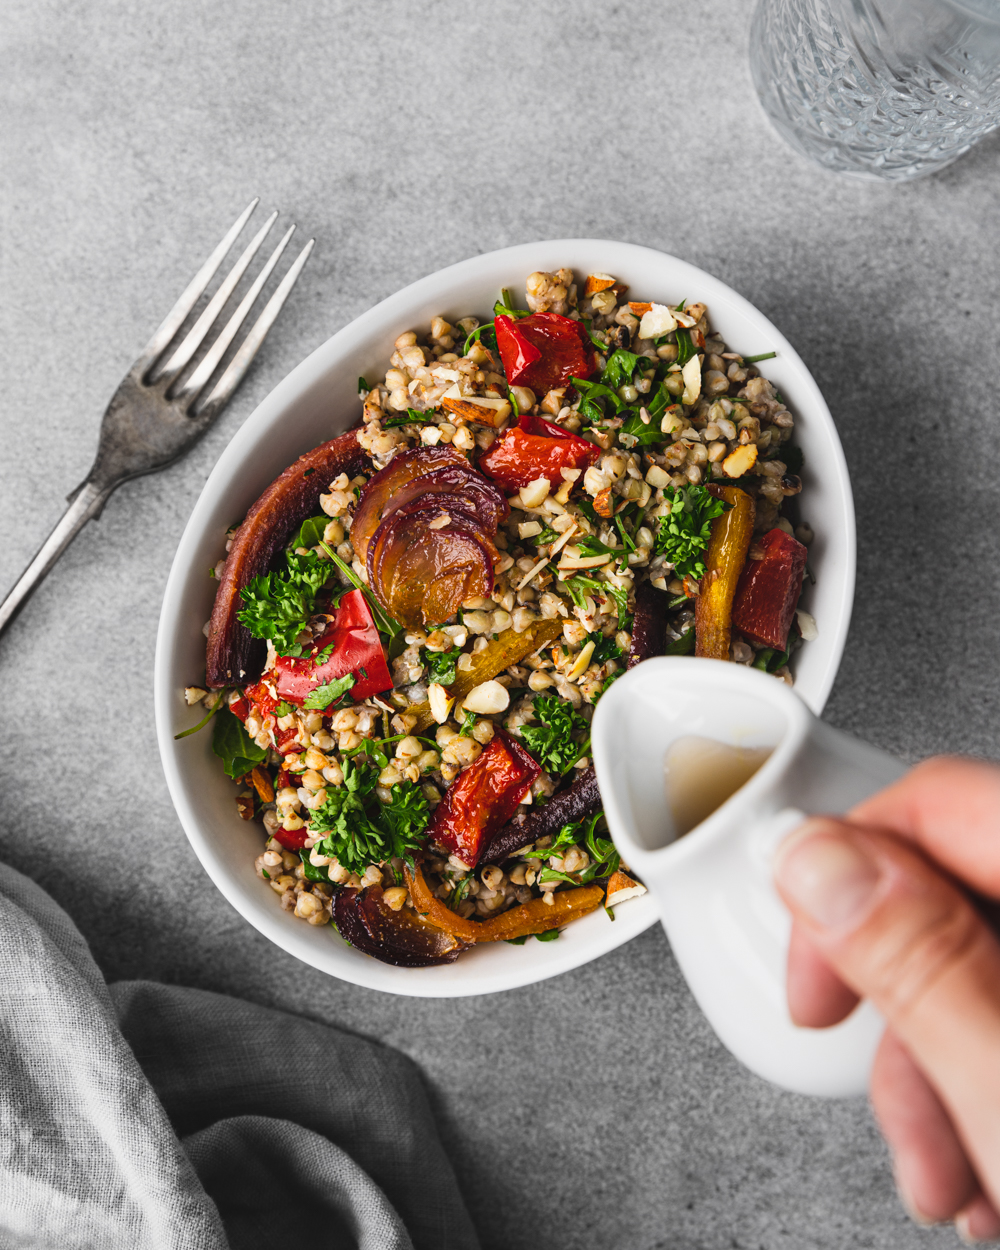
183,267,815,967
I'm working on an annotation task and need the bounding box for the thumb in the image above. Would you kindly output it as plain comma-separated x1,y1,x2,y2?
774,816,1000,1206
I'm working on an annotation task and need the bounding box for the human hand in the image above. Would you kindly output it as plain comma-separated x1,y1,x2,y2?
773,756,1000,1243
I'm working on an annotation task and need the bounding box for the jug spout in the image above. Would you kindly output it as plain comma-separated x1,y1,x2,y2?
591,657,905,1097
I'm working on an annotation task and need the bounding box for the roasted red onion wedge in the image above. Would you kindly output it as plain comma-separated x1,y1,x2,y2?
205,429,370,688
367,497,497,629
351,447,507,563
333,886,464,967
480,766,601,865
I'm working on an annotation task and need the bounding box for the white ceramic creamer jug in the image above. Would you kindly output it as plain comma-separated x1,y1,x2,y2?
590,656,906,1097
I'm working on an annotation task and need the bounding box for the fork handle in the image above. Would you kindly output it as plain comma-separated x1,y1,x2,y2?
0,479,114,639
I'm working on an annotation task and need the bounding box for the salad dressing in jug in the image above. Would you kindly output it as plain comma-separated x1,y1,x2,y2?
664,736,772,841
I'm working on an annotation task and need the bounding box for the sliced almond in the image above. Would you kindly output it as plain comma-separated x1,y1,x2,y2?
558,552,612,571
672,307,698,329
628,301,653,315
516,554,551,591
722,444,758,478
566,639,595,682
428,682,454,724
584,273,616,296
250,766,275,804
441,395,511,427
681,355,703,406
606,870,647,908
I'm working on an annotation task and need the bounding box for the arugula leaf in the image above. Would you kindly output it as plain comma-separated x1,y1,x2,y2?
666,626,696,656
300,851,330,883
646,382,670,421
674,329,696,367
520,695,589,775
575,533,618,558
310,756,428,874
358,376,370,395
600,348,643,391
535,927,561,942
570,375,626,427
462,322,497,356
422,646,461,687
238,549,331,654
619,409,663,446
534,525,560,546
384,407,436,429
292,515,331,549
494,288,531,320
317,540,403,644
597,669,622,699
654,485,728,580
303,672,356,711
174,690,229,741
212,708,267,780
458,710,477,738
588,630,623,665
779,445,804,476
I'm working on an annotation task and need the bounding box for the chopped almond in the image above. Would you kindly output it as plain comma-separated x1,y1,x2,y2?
628,301,653,315
250,766,275,803
723,444,758,478
441,395,511,427
593,487,614,518
639,303,678,341
584,272,616,297
606,870,647,908
685,302,707,324
235,792,255,821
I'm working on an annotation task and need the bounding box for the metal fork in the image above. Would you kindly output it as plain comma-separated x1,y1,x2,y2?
0,199,314,638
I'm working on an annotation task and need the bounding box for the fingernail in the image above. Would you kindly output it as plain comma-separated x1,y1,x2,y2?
956,1206,1000,1244
892,1164,942,1229
774,822,881,929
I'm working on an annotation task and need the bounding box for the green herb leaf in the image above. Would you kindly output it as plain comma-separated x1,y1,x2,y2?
275,700,296,717
212,707,267,780
600,348,643,391
780,445,804,476
422,645,462,687
174,690,230,741
237,549,332,653
666,626,696,656
675,329,696,368
303,672,356,710
520,695,589,775
310,757,429,874
618,409,663,446
384,407,437,429
654,485,728,580
317,539,403,643
588,630,623,665
535,927,561,942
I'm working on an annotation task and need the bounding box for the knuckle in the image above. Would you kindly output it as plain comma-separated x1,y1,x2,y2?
876,900,982,1020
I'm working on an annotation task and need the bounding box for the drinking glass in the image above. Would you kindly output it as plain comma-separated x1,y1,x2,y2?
749,0,1000,180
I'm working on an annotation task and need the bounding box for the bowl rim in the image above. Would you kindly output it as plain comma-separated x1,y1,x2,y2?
154,237,855,997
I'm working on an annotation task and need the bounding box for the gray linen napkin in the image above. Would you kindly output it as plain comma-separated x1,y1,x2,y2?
0,862,479,1250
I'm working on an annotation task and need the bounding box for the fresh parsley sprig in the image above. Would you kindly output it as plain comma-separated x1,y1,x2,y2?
237,549,331,655
309,756,428,875
422,645,461,687
519,695,590,776
653,485,729,581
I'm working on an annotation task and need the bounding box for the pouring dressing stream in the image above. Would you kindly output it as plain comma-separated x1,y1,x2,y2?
591,656,904,1097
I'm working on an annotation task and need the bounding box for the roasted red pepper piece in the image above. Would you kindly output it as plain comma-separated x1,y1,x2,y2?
478,412,599,492
271,825,309,850
273,589,392,708
243,680,279,719
731,527,808,651
427,729,541,867
228,694,251,722
495,313,596,395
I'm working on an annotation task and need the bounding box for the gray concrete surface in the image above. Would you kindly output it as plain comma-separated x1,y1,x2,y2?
3,2,999,1246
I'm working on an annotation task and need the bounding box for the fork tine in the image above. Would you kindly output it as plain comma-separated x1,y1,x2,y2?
154,209,278,386
135,198,258,376
193,237,315,419
176,224,295,404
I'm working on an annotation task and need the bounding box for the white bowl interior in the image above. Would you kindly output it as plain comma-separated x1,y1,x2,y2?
154,239,855,997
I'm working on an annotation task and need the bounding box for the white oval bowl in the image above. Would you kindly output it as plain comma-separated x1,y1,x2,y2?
155,239,855,998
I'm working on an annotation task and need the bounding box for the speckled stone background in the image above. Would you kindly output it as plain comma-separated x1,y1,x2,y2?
3,2,999,1246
